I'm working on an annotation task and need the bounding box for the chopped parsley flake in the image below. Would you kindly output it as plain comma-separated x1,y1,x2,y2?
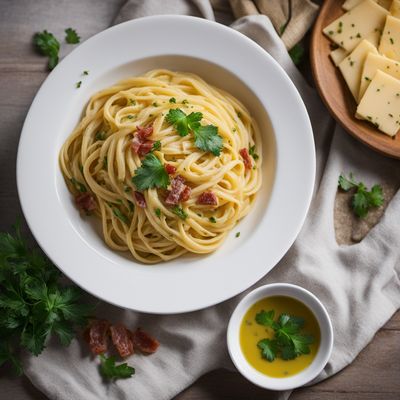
169,97,176,103
209,216,217,223
172,206,188,220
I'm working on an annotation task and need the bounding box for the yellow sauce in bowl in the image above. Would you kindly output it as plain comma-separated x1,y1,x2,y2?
240,296,321,378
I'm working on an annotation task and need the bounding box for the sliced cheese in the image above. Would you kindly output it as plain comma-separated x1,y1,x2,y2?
330,47,349,66
338,39,378,100
359,53,400,100
378,0,393,10
356,70,400,136
390,0,400,18
379,15,400,61
323,0,388,51
342,0,376,10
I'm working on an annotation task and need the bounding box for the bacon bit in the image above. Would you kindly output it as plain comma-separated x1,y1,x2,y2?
75,192,96,212
110,324,134,358
180,186,192,202
136,125,153,140
131,125,154,156
197,191,218,206
84,319,110,355
239,148,252,170
131,328,160,354
134,191,147,208
165,175,188,205
165,163,177,175
137,140,154,156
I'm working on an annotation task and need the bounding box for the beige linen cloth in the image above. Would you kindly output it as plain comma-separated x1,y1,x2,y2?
22,1,400,399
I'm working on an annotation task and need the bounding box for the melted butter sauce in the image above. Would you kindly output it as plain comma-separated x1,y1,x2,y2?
240,296,321,378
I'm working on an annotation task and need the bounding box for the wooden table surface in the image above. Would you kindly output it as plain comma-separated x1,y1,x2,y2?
1,0,399,399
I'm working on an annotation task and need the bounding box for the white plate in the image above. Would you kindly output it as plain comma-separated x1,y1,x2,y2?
17,16,315,314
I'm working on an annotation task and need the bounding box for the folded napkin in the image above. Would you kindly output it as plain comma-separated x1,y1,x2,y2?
23,1,400,399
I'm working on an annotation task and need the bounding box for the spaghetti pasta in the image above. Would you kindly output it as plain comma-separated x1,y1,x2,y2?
59,69,262,264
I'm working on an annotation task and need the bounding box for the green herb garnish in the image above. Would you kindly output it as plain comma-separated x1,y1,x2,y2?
96,131,106,141
235,232,240,238
256,310,314,362
209,217,217,223
155,208,161,218
76,81,82,89
166,109,223,156
33,30,60,70
0,223,93,374
289,43,304,66
169,97,176,103
338,173,384,218
70,177,87,193
152,140,161,151
65,28,80,44
132,153,170,191
249,145,259,160
99,354,135,380
172,206,188,220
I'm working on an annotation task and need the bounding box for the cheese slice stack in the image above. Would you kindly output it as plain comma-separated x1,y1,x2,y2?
324,0,400,137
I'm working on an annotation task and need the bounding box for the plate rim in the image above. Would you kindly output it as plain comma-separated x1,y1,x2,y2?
16,15,315,314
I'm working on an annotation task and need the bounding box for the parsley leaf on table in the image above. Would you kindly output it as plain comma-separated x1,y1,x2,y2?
338,173,384,218
33,30,60,70
255,310,314,362
99,354,135,380
0,223,94,374
166,108,223,155
132,153,170,191
65,28,80,44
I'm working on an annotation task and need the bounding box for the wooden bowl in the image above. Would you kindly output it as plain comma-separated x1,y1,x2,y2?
310,0,400,159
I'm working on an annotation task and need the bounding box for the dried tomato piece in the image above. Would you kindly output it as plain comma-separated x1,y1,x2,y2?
239,148,252,170
84,319,110,355
75,192,96,212
165,163,177,175
131,328,159,354
197,191,217,206
110,324,134,358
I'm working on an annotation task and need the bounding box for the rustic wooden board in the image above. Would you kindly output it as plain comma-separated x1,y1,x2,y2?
310,0,400,159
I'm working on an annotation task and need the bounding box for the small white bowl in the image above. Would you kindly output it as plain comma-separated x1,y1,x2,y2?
227,283,333,391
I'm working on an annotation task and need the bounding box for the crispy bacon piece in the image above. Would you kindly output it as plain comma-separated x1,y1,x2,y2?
165,175,191,205
165,163,177,175
239,148,252,170
180,186,192,202
197,191,218,206
137,140,154,156
131,125,154,156
84,319,110,355
110,324,134,358
136,125,153,140
134,191,147,208
131,328,160,354
75,192,96,212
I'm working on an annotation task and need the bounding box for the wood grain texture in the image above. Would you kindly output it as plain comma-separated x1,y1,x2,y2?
0,0,399,399
310,0,400,159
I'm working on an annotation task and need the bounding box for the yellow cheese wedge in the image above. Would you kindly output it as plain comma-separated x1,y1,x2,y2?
330,47,349,66
343,0,390,11
323,0,388,51
379,15,400,61
329,31,380,66
359,53,400,100
339,40,379,100
356,70,400,136
390,0,400,18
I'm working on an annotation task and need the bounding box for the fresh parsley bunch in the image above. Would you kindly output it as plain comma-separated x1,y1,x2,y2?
0,224,93,374
338,173,384,218
256,310,314,362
